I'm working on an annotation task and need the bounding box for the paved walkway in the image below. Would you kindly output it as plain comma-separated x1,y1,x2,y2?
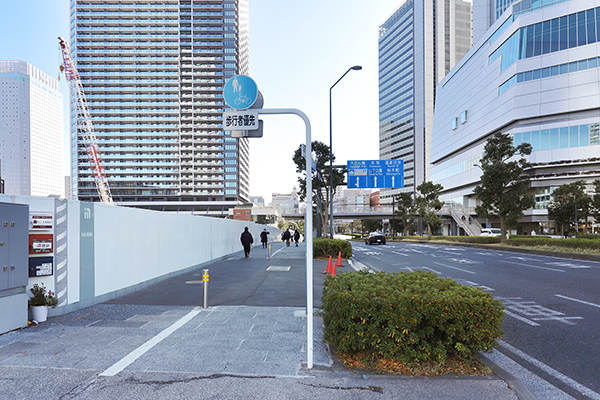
0,242,523,399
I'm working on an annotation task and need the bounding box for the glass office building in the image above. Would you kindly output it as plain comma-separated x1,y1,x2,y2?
378,0,471,203
71,0,249,212
431,0,600,235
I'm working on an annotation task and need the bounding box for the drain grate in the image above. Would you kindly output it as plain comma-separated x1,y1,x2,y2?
266,266,291,271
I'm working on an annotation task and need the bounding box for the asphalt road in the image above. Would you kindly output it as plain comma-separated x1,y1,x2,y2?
351,241,600,400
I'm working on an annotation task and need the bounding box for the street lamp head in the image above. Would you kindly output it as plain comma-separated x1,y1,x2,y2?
352,65,362,71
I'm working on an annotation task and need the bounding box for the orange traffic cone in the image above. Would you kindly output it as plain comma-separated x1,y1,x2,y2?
331,257,337,276
336,251,342,268
323,256,333,274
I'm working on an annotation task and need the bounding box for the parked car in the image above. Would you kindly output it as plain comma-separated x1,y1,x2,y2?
480,228,502,237
365,232,386,245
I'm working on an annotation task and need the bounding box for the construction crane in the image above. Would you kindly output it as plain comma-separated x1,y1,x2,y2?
58,36,113,204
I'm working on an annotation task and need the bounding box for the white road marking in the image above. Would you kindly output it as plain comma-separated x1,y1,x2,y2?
100,308,202,376
449,258,480,264
433,262,476,274
556,294,600,309
510,256,541,262
547,262,591,269
503,310,541,326
499,260,565,272
499,297,582,325
499,340,600,400
391,251,409,256
462,280,495,291
486,348,576,399
422,267,441,274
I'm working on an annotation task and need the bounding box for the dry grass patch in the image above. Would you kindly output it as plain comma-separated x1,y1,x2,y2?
337,351,493,376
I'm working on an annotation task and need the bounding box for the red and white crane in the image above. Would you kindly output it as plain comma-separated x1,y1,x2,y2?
58,36,113,204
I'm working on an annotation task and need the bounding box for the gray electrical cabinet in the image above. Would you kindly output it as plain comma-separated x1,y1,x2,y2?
0,202,29,334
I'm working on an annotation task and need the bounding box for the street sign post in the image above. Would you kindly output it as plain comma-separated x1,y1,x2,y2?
347,159,404,189
222,77,315,368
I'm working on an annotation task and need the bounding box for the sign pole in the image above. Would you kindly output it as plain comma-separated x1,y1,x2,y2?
257,108,314,369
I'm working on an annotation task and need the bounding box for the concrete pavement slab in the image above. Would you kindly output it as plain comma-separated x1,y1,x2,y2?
0,242,523,399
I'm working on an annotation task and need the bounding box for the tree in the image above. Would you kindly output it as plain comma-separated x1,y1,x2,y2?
415,181,444,238
293,141,346,237
590,179,600,229
393,192,415,236
277,218,287,230
362,219,383,235
473,132,535,242
548,180,591,235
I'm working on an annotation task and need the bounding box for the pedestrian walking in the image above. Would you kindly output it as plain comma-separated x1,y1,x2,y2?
260,229,269,248
282,229,291,246
240,227,253,258
293,230,300,246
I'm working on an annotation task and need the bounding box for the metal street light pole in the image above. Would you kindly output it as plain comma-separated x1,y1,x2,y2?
329,65,362,238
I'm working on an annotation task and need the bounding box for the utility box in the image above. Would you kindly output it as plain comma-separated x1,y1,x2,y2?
0,202,29,334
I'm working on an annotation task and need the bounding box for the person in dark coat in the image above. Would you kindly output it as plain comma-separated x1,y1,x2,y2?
293,230,300,246
240,227,253,258
260,229,269,248
282,229,291,246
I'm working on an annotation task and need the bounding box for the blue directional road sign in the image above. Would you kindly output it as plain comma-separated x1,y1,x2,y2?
347,160,404,189
223,75,258,110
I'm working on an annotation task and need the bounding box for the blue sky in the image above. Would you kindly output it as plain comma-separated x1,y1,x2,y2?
1,0,403,203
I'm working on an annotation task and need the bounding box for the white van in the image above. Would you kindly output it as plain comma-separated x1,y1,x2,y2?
480,228,502,237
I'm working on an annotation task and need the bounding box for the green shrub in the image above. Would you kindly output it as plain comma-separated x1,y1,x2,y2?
505,236,600,251
322,270,504,363
313,238,352,259
577,234,600,240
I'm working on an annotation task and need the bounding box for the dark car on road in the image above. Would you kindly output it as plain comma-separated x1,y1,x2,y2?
365,232,386,245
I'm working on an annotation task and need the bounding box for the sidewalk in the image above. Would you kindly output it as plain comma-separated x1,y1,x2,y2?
0,242,523,399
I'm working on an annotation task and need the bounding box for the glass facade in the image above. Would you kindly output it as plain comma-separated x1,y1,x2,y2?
71,0,249,204
513,123,599,149
499,54,600,94
490,6,600,72
378,0,415,194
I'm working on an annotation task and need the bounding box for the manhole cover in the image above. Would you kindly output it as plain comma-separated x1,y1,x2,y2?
266,266,291,271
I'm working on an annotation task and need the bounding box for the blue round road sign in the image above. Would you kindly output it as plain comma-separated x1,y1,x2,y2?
223,75,258,110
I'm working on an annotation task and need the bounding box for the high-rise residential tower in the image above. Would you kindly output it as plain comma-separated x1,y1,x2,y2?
71,0,249,213
378,0,472,204
0,60,63,197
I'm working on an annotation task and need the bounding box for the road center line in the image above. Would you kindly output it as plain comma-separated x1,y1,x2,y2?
100,307,202,377
499,340,600,400
556,294,600,309
433,262,475,274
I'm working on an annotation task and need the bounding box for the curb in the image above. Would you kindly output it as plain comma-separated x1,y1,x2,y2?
478,353,537,400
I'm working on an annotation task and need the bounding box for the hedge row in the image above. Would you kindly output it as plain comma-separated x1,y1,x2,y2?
313,238,352,259
504,236,600,251
322,270,505,363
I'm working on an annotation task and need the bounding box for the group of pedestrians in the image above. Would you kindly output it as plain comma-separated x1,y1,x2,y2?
281,229,300,247
240,227,301,258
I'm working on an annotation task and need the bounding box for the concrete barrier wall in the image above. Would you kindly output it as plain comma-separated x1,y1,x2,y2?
0,195,283,325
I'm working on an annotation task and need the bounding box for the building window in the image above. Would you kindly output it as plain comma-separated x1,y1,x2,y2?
460,110,468,124
451,117,458,130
